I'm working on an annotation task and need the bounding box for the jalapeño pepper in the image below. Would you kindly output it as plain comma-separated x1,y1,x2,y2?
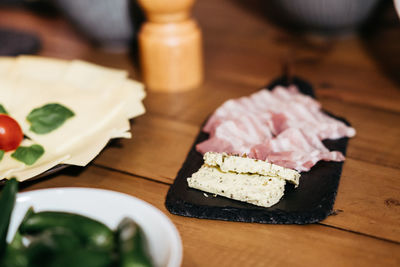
116,217,153,267
19,210,115,251
0,178,18,257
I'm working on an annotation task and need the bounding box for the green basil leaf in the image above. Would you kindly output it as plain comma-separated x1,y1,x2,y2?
0,104,8,114
0,150,4,161
11,145,44,165
27,103,74,134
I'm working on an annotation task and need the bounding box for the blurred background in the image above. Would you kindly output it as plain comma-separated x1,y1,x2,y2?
0,0,399,84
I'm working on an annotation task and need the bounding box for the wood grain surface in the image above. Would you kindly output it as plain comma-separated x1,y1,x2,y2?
1,0,399,266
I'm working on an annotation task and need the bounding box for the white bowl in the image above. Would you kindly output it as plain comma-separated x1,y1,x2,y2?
7,188,182,267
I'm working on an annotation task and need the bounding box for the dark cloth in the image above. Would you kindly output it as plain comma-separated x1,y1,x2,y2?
0,28,41,56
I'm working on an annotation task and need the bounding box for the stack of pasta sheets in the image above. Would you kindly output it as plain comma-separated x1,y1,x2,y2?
0,56,146,181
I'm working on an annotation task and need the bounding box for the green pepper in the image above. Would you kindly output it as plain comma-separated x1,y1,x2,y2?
27,227,82,255
9,231,24,250
116,218,153,267
10,226,113,267
44,248,114,267
3,225,115,267
1,232,29,267
2,226,80,267
19,210,115,251
26,227,86,267
19,210,114,251
1,247,29,267
0,178,18,257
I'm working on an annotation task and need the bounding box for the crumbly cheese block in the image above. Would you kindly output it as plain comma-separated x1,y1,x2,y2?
203,152,300,187
187,165,286,208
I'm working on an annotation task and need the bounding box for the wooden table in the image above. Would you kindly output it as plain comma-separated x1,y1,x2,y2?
1,1,399,266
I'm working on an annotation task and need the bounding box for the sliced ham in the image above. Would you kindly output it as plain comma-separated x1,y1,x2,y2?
196,85,355,172
249,128,345,172
196,114,274,155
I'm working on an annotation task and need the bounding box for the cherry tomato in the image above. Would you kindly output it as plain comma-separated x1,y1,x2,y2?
0,114,23,152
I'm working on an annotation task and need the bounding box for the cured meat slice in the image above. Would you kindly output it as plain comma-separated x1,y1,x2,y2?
196,86,355,172
196,114,273,155
249,128,345,172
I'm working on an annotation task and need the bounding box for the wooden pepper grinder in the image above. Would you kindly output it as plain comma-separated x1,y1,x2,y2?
137,0,203,92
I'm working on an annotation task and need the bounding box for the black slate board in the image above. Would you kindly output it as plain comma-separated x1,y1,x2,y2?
165,77,350,224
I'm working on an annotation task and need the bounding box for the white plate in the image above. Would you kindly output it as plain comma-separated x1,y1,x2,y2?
7,188,182,267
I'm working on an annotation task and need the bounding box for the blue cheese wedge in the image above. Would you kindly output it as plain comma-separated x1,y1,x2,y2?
187,165,286,208
203,152,300,187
